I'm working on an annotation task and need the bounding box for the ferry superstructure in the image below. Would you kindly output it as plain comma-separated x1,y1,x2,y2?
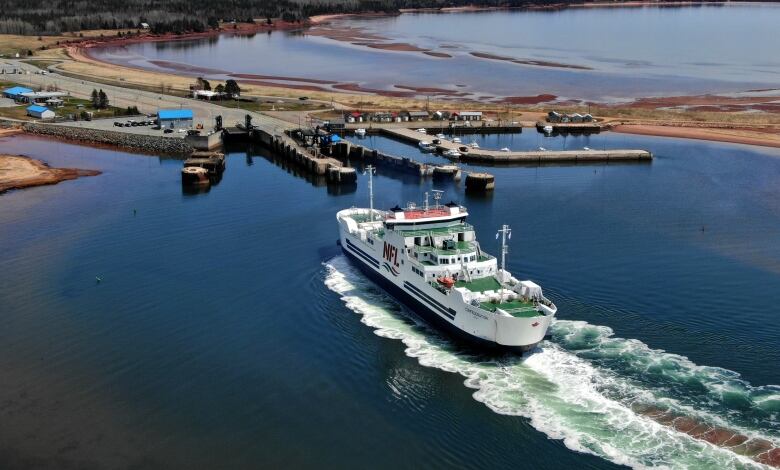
336,173,556,351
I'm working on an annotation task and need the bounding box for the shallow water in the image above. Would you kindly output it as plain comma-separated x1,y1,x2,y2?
1,133,779,468
89,4,780,101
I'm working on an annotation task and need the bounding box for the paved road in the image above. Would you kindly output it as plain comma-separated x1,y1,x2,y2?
2,60,294,135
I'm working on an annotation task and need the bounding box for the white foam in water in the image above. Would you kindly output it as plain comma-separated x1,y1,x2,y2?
323,256,777,469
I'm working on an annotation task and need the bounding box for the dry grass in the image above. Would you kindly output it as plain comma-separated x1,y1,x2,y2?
0,30,139,57
544,105,780,128
6,39,777,142
0,97,133,121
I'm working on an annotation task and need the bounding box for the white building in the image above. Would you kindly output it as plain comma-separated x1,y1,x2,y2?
26,105,55,119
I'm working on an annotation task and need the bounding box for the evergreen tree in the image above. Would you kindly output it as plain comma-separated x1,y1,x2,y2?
98,89,109,109
224,79,241,97
90,88,99,108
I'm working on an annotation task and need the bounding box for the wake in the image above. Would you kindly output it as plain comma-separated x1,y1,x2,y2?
324,256,780,469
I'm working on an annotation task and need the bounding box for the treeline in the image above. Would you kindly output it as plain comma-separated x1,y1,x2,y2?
0,0,742,36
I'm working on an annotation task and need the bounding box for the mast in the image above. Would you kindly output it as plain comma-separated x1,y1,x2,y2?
496,224,512,300
365,165,376,222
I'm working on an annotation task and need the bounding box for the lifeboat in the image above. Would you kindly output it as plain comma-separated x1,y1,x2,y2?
437,276,455,288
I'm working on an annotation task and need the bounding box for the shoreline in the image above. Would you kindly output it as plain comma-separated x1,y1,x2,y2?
612,124,780,149
8,6,779,150
0,153,101,194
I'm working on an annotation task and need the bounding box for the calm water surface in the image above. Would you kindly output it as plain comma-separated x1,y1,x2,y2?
90,4,780,101
1,133,779,469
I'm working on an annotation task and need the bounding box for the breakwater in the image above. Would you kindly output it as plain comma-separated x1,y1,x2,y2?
327,140,493,191
21,122,195,155
330,141,436,178
382,128,652,163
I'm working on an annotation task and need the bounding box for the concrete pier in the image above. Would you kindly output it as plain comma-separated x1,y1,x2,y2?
382,127,652,163
257,129,357,185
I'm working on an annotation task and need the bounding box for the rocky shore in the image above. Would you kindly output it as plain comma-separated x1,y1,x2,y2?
21,123,194,155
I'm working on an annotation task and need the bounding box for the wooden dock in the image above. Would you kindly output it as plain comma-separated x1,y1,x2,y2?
382,127,652,163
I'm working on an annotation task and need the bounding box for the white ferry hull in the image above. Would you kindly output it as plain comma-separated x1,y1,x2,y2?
338,224,555,351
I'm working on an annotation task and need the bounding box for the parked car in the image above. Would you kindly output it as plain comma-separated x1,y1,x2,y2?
299,96,309,101
163,128,173,134
114,122,122,127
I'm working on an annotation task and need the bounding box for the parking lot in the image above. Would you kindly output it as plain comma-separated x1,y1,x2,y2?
52,116,188,138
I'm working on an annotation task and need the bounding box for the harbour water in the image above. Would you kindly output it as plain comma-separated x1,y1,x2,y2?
89,4,780,101
1,132,779,468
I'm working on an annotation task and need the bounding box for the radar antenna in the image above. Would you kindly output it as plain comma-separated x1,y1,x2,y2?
431,189,443,209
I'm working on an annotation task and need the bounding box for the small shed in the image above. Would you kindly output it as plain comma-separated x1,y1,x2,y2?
582,113,594,122
158,109,194,128
372,112,393,123
345,111,363,123
408,111,429,121
432,111,450,120
547,111,561,123
26,104,55,119
45,98,64,108
3,86,33,101
453,111,482,121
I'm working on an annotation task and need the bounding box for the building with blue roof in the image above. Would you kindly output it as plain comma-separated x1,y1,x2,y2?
157,109,194,129
3,86,34,101
26,104,55,119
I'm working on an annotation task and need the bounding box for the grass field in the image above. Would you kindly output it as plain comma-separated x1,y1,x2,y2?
0,97,135,121
211,99,329,112
20,60,61,70
0,30,140,57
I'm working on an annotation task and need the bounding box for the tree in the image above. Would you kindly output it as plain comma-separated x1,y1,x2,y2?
193,76,211,91
98,89,109,109
91,88,99,108
215,83,225,94
224,79,240,97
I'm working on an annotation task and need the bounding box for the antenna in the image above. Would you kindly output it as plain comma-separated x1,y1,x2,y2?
431,189,443,208
496,224,512,302
424,192,429,212
365,165,376,222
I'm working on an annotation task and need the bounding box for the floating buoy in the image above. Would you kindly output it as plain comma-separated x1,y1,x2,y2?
95,276,102,283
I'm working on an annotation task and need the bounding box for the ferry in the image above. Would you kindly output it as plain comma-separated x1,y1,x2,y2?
336,171,557,351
